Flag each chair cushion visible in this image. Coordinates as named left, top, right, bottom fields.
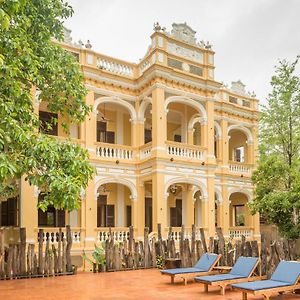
left=161, top=267, right=204, bottom=275
left=230, top=257, right=258, bottom=277
left=271, top=261, right=300, bottom=284
left=195, top=273, right=243, bottom=283
left=194, top=253, right=219, bottom=271
left=232, top=279, right=291, bottom=291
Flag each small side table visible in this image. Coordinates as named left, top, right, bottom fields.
left=164, top=258, right=181, bottom=269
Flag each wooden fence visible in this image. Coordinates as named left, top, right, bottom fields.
left=103, top=224, right=297, bottom=276
left=0, top=226, right=73, bottom=279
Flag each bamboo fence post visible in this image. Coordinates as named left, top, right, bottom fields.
left=58, top=228, right=62, bottom=273
left=144, top=227, right=150, bottom=268
left=20, top=228, right=26, bottom=275
left=200, top=228, right=207, bottom=252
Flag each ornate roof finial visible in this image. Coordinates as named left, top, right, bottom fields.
left=153, top=22, right=162, bottom=32
left=85, top=40, right=92, bottom=49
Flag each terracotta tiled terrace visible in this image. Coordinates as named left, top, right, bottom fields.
left=0, top=269, right=299, bottom=300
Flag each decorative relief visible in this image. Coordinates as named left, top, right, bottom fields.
left=167, top=42, right=203, bottom=63
left=171, top=23, right=196, bottom=44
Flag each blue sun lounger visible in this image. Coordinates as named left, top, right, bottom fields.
left=194, top=256, right=260, bottom=295
left=232, top=260, right=300, bottom=300
left=160, top=253, right=221, bottom=285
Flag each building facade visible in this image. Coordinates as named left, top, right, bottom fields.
left=2, top=23, right=260, bottom=252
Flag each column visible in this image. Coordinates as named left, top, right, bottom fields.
left=133, top=180, right=145, bottom=238
left=85, top=90, right=96, bottom=157
left=84, top=180, right=97, bottom=249
left=182, top=185, right=194, bottom=227
left=220, top=184, right=230, bottom=238
left=205, top=175, right=216, bottom=237
left=187, top=129, right=194, bottom=145
left=152, top=171, right=167, bottom=232
left=116, top=185, right=125, bottom=227
left=116, top=111, right=124, bottom=145
left=220, top=119, right=229, bottom=165
left=205, top=100, right=215, bottom=164
left=20, top=177, right=38, bottom=243
left=151, top=87, right=166, bottom=156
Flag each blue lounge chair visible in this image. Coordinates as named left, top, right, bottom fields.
left=160, top=253, right=221, bottom=285
left=194, top=256, right=260, bottom=295
left=232, top=260, right=300, bottom=300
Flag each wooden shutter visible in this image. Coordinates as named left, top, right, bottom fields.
left=144, top=129, right=152, bottom=144
left=176, top=199, right=182, bottom=227
left=106, top=205, right=115, bottom=227
left=126, top=206, right=132, bottom=227
left=106, top=131, right=115, bottom=144
left=57, top=210, right=65, bottom=227
left=97, top=121, right=107, bottom=142
left=235, top=148, right=241, bottom=162
left=170, top=207, right=177, bottom=227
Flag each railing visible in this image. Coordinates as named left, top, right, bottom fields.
left=228, top=161, right=252, bottom=174
left=166, top=141, right=205, bottom=160
left=96, top=54, right=134, bottom=77
left=164, top=227, right=207, bottom=241
left=96, top=227, right=130, bottom=242
left=36, top=227, right=82, bottom=244
left=95, top=142, right=135, bottom=160
left=140, top=142, right=152, bottom=159
left=229, top=227, right=253, bottom=239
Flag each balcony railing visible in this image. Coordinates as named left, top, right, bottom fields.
left=229, top=227, right=253, bottom=239
left=166, top=141, right=205, bottom=160
left=95, top=142, right=135, bottom=160
left=96, top=53, right=135, bottom=78
left=164, top=226, right=208, bottom=241
left=96, top=227, right=130, bottom=242
left=35, top=227, right=82, bottom=244
left=228, top=161, right=252, bottom=175
left=140, top=142, right=152, bottom=159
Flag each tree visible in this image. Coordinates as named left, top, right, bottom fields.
left=0, top=0, right=94, bottom=211
left=250, top=57, right=300, bottom=240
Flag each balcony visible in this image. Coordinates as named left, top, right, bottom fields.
left=95, top=142, right=136, bottom=161
left=228, top=161, right=253, bottom=176
left=139, top=142, right=152, bottom=160
left=166, top=141, right=206, bottom=161
left=95, top=227, right=130, bottom=242
left=35, top=227, right=83, bottom=247
left=229, top=226, right=254, bottom=239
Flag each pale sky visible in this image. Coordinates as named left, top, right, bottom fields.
left=64, top=0, right=300, bottom=104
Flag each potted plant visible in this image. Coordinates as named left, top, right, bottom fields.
left=82, top=243, right=106, bottom=273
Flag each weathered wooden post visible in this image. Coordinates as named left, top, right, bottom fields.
left=200, top=228, right=208, bottom=252
left=0, top=229, right=4, bottom=278
left=20, top=228, right=26, bottom=275
left=66, top=225, right=72, bottom=272
left=144, top=227, right=150, bottom=268
left=58, top=228, right=62, bottom=273
left=38, top=229, right=44, bottom=275
left=216, top=227, right=225, bottom=265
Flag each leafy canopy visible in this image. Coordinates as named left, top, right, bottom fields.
left=0, top=0, right=94, bottom=210
left=250, top=57, right=300, bottom=240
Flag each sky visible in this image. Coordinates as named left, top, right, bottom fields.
left=64, top=0, right=300, bottom=104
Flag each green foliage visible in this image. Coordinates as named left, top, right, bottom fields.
left=250, top=57, right=300, bottom=240
left=0, top=0, right=94, bottom=210
left=156, top=255, right=164, bottom=269
left=82, top=243, right=106, bottom=266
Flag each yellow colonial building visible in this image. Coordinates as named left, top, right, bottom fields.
left=2, top=23, right=260, bottom=253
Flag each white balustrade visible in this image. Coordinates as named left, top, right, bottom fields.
left=139, top=59, right=151, bottom=74
left=37, top=228, right=81, bottom=244
left=229, top=228, right=253, bottom=239
left=97, top=57, right=134, bottom=77
left=229, top=163, right=251, bottom=174
left=165, top=227, right=203, bottom=242
left=96, top=144, right=134, bottom=160
left=166, top=142, right=204, bottom=160
left=97, top=228, right=130, bottom=242
left=140, top=144, right=152, bottom=159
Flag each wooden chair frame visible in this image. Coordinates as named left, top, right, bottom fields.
left=233, top=277, right=300, bottom=300
left=162, top=254, right=222, bottom=285
left=197, top=259, right=262, bottom=295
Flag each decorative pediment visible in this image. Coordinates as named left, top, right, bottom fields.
left=231, top=80, right=246, bottom=94
left=171, top=23, right=196, bottom=44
